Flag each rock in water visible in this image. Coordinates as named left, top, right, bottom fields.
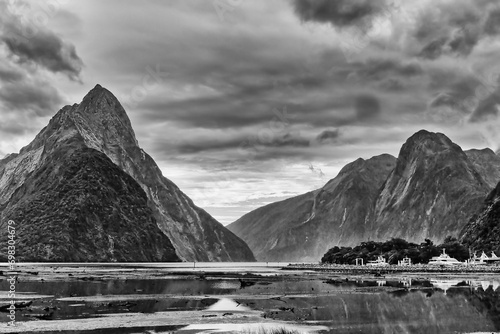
left=0, top=84, right=255, bottom=262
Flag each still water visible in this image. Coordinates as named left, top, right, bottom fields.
left=0, top=263, right=499, bottom=333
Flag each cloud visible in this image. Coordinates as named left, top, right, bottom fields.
left=484, top=8, right=500, bottom=35
left=316, top=129, right=340, bottom=144
left=0, top=62, right=24, bottom=82
left=3, top=32, right=83, bottom=81
left=409, top=0, right=500, bottom=59
left=0, top=1, right=84, bottom=81
left=0, top=80, right=64, bottom=116
left=354, top=94, right=381, bottom=120
left=174, top=130, right=310, bottom=155
left=292, top=0, right=390, bottom=28
left=469, top=89, right=500, bottom=122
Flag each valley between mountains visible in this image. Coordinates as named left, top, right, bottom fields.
left=1, top=85, right=500, bottom=262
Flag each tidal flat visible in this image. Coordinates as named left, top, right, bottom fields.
left=0, top=263, right=499, bottom=334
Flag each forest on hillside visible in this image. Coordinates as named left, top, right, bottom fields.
left=321, top=237, right=470, bottom=265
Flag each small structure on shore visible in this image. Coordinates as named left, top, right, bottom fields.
left=367, top=256, right=389, bottom=266
left=467, top=251, right=500, bottom=265
left=398, top=257, right=412, bottom=266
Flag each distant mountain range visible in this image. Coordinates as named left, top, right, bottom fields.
left=2, top=85, right=500, bottom=263
left=228, top=130, right=500, bottom=262
left=0, top=85, right=255, bottom=262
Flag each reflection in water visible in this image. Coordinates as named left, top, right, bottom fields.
left=1, top=276, right=500, bottom=333
left=207, top=298, right=250, bottom=312
left=179, top=323, right=328, bottom=333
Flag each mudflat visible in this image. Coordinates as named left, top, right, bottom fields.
left=0, top=263, right=499, bottom=334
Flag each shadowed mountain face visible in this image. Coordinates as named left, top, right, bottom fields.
left=2, top=147, right=179, bottom=262
left=0, top=85, right=255, bottom=262
left=461, top=181, right=500, bottom=254
left=373, top=130, right=489, bottom=244
left=465, top=148, right=500, bottom=189
left=229, top=130, right=497, bottom=262
left=227, top=154, right=396, bottom=261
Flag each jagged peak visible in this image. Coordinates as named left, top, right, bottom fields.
left=80, top=84, right=121, bottom=108
left=391, top=129, right=470, bottom=178
left=407, top=129, right=448, bottom=142
left=400, top=130, right=459, bottom=156
left=71, top=85, right=138, bottom=146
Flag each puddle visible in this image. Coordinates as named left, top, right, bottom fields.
left=207, top=298, right=250, bottom=312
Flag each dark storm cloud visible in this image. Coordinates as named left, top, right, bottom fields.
left=354, top=94, right=380, bottom=120
left=140, top=70, right=342, bottom=129
left=316, top=129, right=340, bottom=144
left=0, top=81, right=64, bottom=116
left=349, top=58, right=423, bottom=91
left=0, top=1, right=81, bottom=127
left=0, top=2, right=84, bottom=81
left=0, top=64, right=24, bottom=83
left=469, top=89, right=500, bottom=122
left=0, top=118, right=33, bottom=135
left=419, top=38, right=448, bottom=60
left=412, top=1, right=500, bottom=59
left=292, top=0, right=389, bottom=28
left=428, top=78, right=479, bottom=110
left=419, top=26, right=481, bottom=59
left=357, top=59, right=423, bottom=79
left=484, top=9, right=500, bottom=35
left=175, top=131, right=310, bottom=155
left=2, top=29, right=83, bottom=81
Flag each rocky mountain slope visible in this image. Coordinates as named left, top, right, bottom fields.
left=465, top=148, right=500, bottom=189
left=460, top=181, right=500, bottom=254
left=372, top=130, right=489, bottom=243
left=2, top=146, right=179, bottom=262
left=227, top=154, right=396, bottom=261
left=0, top=85, right=255, bottom=262
left=229, top=130, right=497, bottom=262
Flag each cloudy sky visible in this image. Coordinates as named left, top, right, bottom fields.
left=1, top=0, right=500, bottom=224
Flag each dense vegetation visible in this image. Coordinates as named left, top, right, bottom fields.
left=321, top=237, right=470, bottom=265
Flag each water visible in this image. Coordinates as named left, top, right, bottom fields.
left=0, top=263, right=499, bottom=333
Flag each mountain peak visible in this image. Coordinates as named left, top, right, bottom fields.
left=408, top=129, right=447, bottom=142
left=399, top=130, right=459, bottom=160
left=70, top=85, right=139, bottom=151
left=81, top=84, right=120, bottom=108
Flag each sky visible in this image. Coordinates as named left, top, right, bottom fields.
left=1, top=0, right=500, bottom=224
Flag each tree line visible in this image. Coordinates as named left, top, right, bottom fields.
left=321, top=237, right=470, bottom=265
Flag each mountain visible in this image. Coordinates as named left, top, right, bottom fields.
left=373, top=130, right=490, bottom=243
left=0, top=85, right=255, bottom=262
left=460, top=181, right=500, bottom=254
left=229, top=130, right=498, bottom=262
left=227, top=154, right=396, bottom=261
left=465, top=148, right=500, bottom=189
left=2, top=146, right=179, bottom=261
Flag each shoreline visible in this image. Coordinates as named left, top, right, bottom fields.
left=285, top=263, right=500, bottom=273
left=0, top=265, right=499, bottom=333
